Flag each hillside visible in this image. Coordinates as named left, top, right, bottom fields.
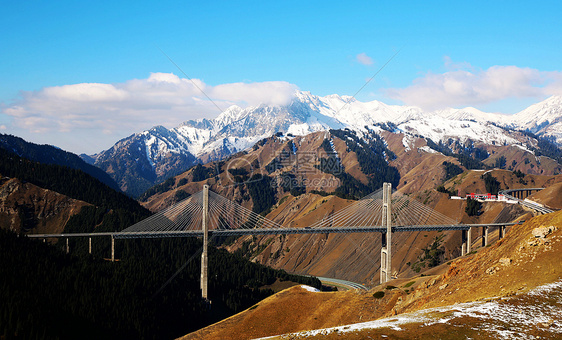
left=0, top=177, right=89, bottom=234
left=0, top=134, right=120, bottom=191
left=180, top=209, right=562, bottom=340
left=138, top=128, right=561, bottom=286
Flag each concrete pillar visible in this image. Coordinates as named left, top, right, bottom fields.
left=461, top=227, right=472, bottom=256
left=111, top=236, right=115, bottom=262
left=66, top=238, right=69, bottom=254
left=201, top=185, right=210, bottom=301
left=498, top=225, right=505, bottom=239
left=461, top=230, right=466, bottom=256
left=380, top=182, right=392, bottom=284
left=380, top=232, right=387, bottom=283
left=89, top=237, right=92, bottom=254
left=466, top=228, right=472, bottom=254
left=482, top=226, right=489, bottom=247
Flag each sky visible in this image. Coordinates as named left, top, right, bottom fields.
left=1, top=1, right=562, bottom=154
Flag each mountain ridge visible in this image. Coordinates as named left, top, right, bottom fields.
left=85, top=92, right=562, bottom=196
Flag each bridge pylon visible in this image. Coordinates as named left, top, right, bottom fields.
left=380, top=182, right=392, bottom=284
left=201, top=185, right=210, bottom=302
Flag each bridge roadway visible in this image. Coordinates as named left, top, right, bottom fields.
left=27, top=222, right=521, bottom=240
left=499, top=188, right=554, bottom=215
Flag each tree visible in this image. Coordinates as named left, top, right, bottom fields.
left=465, top=197, right=482, bottom=216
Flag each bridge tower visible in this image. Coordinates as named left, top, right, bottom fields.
left=380, top=182, right=392, bottom=284
left=201, top=185, right=210, bottom=302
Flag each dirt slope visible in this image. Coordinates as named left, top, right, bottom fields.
left=180, top=210, right=562, bottom=340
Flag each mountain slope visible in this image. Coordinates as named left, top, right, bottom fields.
left=0, top=134, right=120, bottom=191
left=0, top=138, right=151, bottom=238
left=89, top=93, right=562, bottom=197
left=181, top=209, right=562, bottom=340
left=0, top=177, right=90, bottom=234
left=138, top=127, right=562, bottom=287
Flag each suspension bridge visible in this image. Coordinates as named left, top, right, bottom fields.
left=28, top=183, right=525, bottom=300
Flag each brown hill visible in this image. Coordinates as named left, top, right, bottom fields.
left=530, top=181, right=562, bottom=209
left=180, top=210, right=562, bottom=340
left=0, top=177, right=89, bottom=234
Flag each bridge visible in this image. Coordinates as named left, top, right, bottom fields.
left=28, top=183, right=526, bottom=300
left=499, top=188, right=554, bottom=215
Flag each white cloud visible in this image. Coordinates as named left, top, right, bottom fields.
left=211, top=81, right=298, bottom=107
left=385, top=59, right=562, bottom=110
left=356, top=53, right=373, bottom=66
left=1, top=73, right=299, bottom=153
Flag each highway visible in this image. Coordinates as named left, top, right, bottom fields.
left=499, top=189, right=554, bottom=215
left=315, top=276, right=369, bottom=291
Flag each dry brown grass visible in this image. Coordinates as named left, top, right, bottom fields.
left=180, top=210, right=562, bottom=340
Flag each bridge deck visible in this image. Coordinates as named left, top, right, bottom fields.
left=26, top=222, right=521, bottom=239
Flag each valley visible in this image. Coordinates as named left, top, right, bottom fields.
left=1, top=94, right=562, bottom=339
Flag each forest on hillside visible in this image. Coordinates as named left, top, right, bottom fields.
left=0, top=229, right=321, bottom=340
left=0, top=147, right=321, bottom=339
left=0, top=134, right=120, bottom=191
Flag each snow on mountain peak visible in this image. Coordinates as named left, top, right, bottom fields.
left=512, top=95, right=562, bottom=131
left=102, top=91, right=562, bottom=177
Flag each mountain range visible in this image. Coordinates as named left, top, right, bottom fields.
left=83, top=92, right=562, bottom=197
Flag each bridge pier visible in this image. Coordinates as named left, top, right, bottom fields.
left=201, top=185, right=210, bottom=302
left=461, top=227, right=472, bottom=256
left=89, top=237, right=92, bottom=254
left=498, top=225, right=505, bottom=239
left=66, top=238, right=69, bottom=254
left=481, top=226, right=489, bottom=247
left=111, top=236, right=115, bottom=262
left=380, top=183, right=392, bottom=284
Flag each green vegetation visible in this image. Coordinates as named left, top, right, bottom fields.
left=246, top=174, right=277, bottom=214
left=513, top=169, right=528, bottom=184
left=385, top=285, right=397, bottom=290
left=0, top=227, right=321, bottom=340
left=174, top=189, right=191, bottom=202
left=436, top=185, right=456, bottom=197
left=465, top=197, right=482, bottom=216
left=316, top=129, right=400, bottom=199
left=0, top=147, right=148, bottom=219
left=426, top=139, right=488, bottom=170
left=372, top=291, right=385, bottom=299
left=139, top=177, right=176, bottom=201
left=482, top=173, right=501, bottom=196
left=513, top=169, right=525, bottom=178
left=409, top=235, right=446, bottom=273
left=495, top=155, right=507, bottom=169
left=0, top=133, right=119, bottom=191
left=403, top=281, right=416, bottom=288
left=192, top=164, right=214, bottom=182
left=442, top=161, right=463, bottom=181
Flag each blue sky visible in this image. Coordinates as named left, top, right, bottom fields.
left=1, top=1, right=562, bottom=153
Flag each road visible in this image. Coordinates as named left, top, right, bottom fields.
left=316, top=276, right=369, bottom=291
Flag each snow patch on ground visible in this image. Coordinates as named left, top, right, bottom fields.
left=418, top=146, right=439, bottom=154
left=259, top=281, right=562, bottom=340
left=300, top=285, right=320, bottom=293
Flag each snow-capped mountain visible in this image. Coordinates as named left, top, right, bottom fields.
left=88, top=92, right=562, bottom=197
left=509, top=95, right=562, bottom=142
